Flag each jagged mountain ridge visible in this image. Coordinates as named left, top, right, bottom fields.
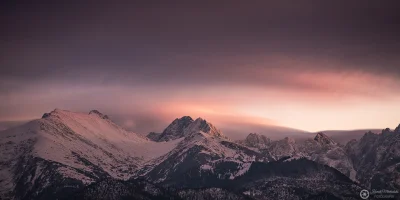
left=139, top=128, right=268, bottom=185
left=0, top=110, right=264, bottom=199
left=154, top=116, right=194, bottom=142
left=320, top=129, right=381, bottom=144
left=346, top=125, right=400, bottom=190
left=314, top=132, right=336, bottom=145
left=236, top=133, right=271, bottom=149
left=140, top=118, right=252, bottom=184
left=237, top=132, right=356, bottom=180
left=0, top=109, right=398, bottom=200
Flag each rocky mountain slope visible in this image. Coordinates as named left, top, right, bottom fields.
left=320, top=129, right=381, bottom=144
left=237, top=133, right=271, bottom=149
left=72, top=158, right=362, bottom=200
left=238, top=132, right=356, bottom=180
left=0, top=109, right=398, bottom=199
left=147, top=116, right=224, bottom=142
left=0, top=109, right=181, bottom=199
left=346, top=125, right=400, bottom=190
left=140, top=118, right=267, bottom=186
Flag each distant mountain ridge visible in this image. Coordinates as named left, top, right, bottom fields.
left=236, top=132, right=356, bottom=179
left=320, top=129, right=382, bottom=144
left=0, top=109, right=398, bottom=200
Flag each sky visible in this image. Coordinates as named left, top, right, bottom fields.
left=1, top=1, right=400, bottom=136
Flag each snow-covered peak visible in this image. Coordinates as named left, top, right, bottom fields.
left=156, top=116, right=224, bottom=141
left=0, top=109, right=183, bottom=186
left=41, top=109, right=111, bottom=121
left=314, top=132, right=336, bottom=145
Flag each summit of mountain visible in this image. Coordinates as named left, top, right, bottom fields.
left=148, top=116, right=225, bottom=142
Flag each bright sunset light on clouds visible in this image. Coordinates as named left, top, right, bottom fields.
left=1, top=1, right=399, bottom=137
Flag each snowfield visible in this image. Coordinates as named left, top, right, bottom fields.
left=1, top=109, right=399, bottom=200
left=0, top=109, right=181, bottom=197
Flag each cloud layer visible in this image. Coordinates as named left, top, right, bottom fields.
left=1, top=1, right=400, bottom=134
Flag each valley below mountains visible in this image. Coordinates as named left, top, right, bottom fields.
left=0, top=109, right=399, bottom=200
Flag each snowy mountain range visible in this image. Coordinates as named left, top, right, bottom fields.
left=0, top=109, right=398, bottom=200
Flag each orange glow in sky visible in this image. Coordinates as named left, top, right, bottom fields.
left=1, top=59, right=400, bottom=133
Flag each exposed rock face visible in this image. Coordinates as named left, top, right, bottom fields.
left=239, top=132, right=356, bottom=180
left=346, top=129, right=400, bottom=189
left=395, top=124, right=400, bottom=133
left=88, top=110, right=109, bottom=119
left=314, top=132, right=336, bottom=145
left=185, top=118, right=224, bottom=138
left=304, top=141, right=356, bottom=179
left=146, top=132, right=162, bottom=141
left=267, top=137, right=297, bottom=160
left=154, top=116, right=224, bottom=142
left=156, top=116, right=194, bottom=141
left=240, top=133, right=271, bottom=149
left=41, top=113, right=51, bottom=118
left=139, top=130, right=265, bottom=186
